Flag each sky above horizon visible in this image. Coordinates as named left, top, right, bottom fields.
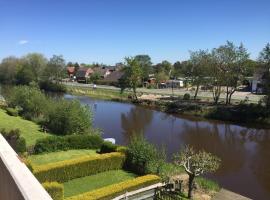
left=0, top=0, right=270, bottom=65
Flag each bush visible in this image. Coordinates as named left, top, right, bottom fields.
left=183, top=93, right=191, bottom=100
left=6, top=86, right=48, bottom=119
left=33, top=152, right=126, bottom=183
left=6, top=107, right=19, bottom=116
left=33, top=134, right=103, bottom=154
left=42, top=182, right=64, bottom=200
left=65, top=175, right=161, bottom=200
left=196, top=177, right=220, bottom=192
left=99, top=141, right=117, bottom=154
left=126, top=135, right=165, bottom=175
left=45, top=99, right=93, bottom=135
left=39, top=80, right=67, bottom=93
left=1, top=128, right=26, bottom=153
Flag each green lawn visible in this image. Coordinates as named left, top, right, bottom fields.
left=29, top=149, right=98, bottom=166
left=0, top=109, right=50, bottom=147
left=63, top=170, right=137, bottom=198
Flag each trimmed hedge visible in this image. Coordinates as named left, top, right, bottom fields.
left=42, top=182, right=64, bottom=200
left=34, top=152, right=125, bottom=183
left=99, top=141, right=117, bottom=154
left=33, top=134, right=103, bottom=154
left=65, top=175, right=161, bottom=200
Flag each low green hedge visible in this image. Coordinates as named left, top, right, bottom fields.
left=65, top=174, right=161, bottom=200
left=42, top=182, right=64, bottom=200
left=99, top=141, right=117, bottom=154
left=33, top=134, right=103, bottom=154
left=33, top=152, right=126, bottom=183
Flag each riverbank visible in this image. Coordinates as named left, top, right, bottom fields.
left=67, top=86, right=270, bottom=129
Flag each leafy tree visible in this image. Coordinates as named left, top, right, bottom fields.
left=188, top=50, right=211, bottom=99
left=126, top=135, right=165, bottom=175
left=121, top=57, right=143, bottom=100
left=172, top=61, right=184, bottom=78
left=211, top=41, right=249, bottom=104
left=90, top=72, right=101, bottom=83
left=22, top=53, right=47, bottom=81
left=74, top=62, right=80, bottom=72
left=6, top=85, right=48, bottom=119
left=16, top=65, right=35, bottom=85
left=174, top=146, right=221, bottom=199
left=0, top=56, right=21, bottom=84
left=155, top=70, right=169, bottom=88
left=243, top=59, right=258, bottom=77
left=43, top=55, right=66, bottom=82
left=258, top=43, right=270, bottom=107
left=134, top=55, right=152, bottom=81
left=45, top=99, right=93, bottom=135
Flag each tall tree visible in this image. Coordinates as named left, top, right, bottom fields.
left=0, top=56, right=21, bottom=84
left=174, top=146, right=221, bottom=199
left=188, top=50, right=211, bottom=99
left=121, top=57, right=143, bottom=100
left=258, top=43, right=270, bottom=107
left=134, top=55, right=152, bottom=82
left=43, top=55, right=66, bottom=82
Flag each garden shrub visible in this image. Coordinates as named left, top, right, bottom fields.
left=33, top=152, right=126, bottom=183
left=183, top=93, right=191, bottom=100
left=1, top=128, right=26, bottom=153
left=196, top=177, right=220, bottom=192
left=33, top=134, right=103, bottom=154
left=6, top=86, right=48, bottom=119
left=126, top=135, right=165, bottom=175
left=5, top=107, right=19, bottom=116
left=65, top=175, right=161, bottom=200
left=99, top=141, right=117, bottom=154
left=116, top=146, right=128, bottom=153
left=42, top=182, right=64, bottom=200
left=45, top=99, right=93, bottom=135
left=39, top=80, right=67, bottom=93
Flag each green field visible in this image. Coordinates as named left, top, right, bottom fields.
left=29, top=149, right=98, bottom=166
left=63, top=170, right=137, bottom=198
left=0, top=109, right=50, bottom=147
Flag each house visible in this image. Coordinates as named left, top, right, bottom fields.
left=101, top=71, right=125, bottom=86
left=92, top=67, right=111, bottom=78
left=76, top=67, right=94, bottom=83
left=67, top=67, right=75, bottom=78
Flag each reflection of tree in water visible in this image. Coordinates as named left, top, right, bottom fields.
left=121, top=106, right=153, bottom=143
left=180, top=121, right=246, bottom=175
left=249, top=130, right=270, bottom=195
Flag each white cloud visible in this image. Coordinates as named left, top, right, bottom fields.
left=18, top=40, right=29, bottom=45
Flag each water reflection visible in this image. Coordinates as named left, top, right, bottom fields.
left=121, top=106, right=153, bottom=142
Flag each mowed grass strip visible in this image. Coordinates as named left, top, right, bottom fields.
left=29, top=149, right=98, bottom=166
left=0, top=109, right=50, bottom=147
left=63, top=170, right=137, bottom=198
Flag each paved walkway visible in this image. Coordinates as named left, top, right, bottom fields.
left=213, top=189, right=252, bottom=200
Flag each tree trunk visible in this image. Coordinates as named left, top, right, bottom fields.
left=228, top=89, right=235, bottom=104
left=188, top=174, right=195, bottom=199
left=194, top=85, right=199, bottom=100
left=226, top=86, right=229, bottom=105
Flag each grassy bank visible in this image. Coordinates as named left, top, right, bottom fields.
left=63, top=170, right=137, bottom=198
left=0, top=109, right=50, bottom=147
left=29, top=149, right=97, bottom=166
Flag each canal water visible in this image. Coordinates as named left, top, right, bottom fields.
left=65, top=94, right=270, bottom=200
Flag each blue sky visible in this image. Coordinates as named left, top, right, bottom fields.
left=0, top=0, right=269, bottom=64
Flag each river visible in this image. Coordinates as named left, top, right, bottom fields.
left=65, top=94, right=270, bottom=200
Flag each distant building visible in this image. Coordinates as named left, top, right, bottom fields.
left=92, top=67, right=111, bottom=78
left=251, top=67, right=269, bottom=93
left=102, top=71, right=125, bottom=86
left=76, top=67, right=94, bottom=83
left=67, top=67, right=75, bottom=78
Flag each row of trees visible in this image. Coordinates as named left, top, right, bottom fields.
left=121, top=42, right=270, bottom=105
left=0, top=53, right=66, bottom=86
